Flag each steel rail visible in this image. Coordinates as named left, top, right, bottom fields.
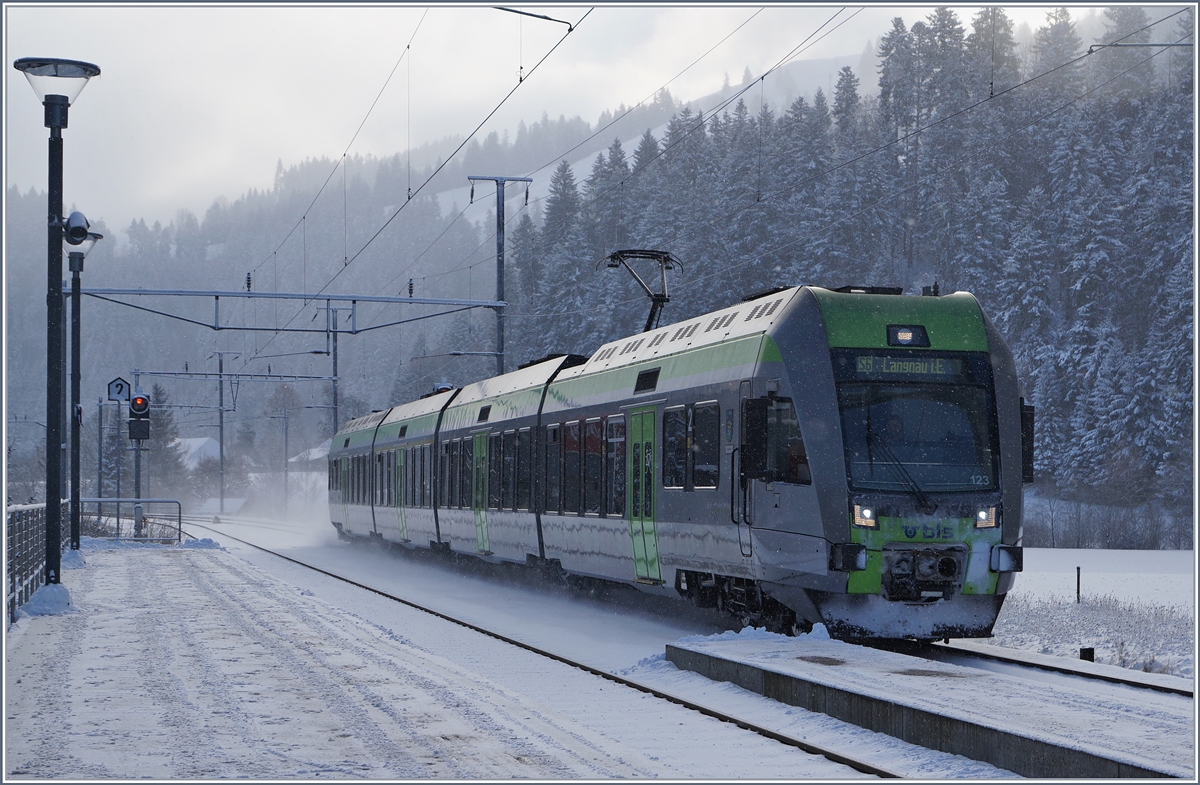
left=187, top=515, right=1191, bottom=699
left=179, top=517, right=900, bottom=778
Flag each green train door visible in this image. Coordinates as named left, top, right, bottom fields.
left=628, top=408, right=661, bottom=582
left=472, top=433, right=491, bottom=553
left=395, top=449, right=408, bottom=541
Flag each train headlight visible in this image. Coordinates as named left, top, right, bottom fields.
left=853, top=504, right=877, bottom=528
left=974, top=507, right=998, bottom=528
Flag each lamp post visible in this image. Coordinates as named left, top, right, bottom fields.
left=13, top=56, right=101, bottom=585
left=68, top=230, right=103, bottom=550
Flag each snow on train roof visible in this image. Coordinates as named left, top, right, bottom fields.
left=379, top=387, right=456, bottom=426
left=447, top=354, right=570, bottom=407
left=561, top=287, right=802, bottom=380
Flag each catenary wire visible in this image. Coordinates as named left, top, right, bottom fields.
left=242, top=8, right=592, bottom=368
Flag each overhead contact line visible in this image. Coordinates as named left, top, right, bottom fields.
left=246, top=8, right=592, bottom=366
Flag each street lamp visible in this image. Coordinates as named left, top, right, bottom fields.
left=68, top=229, right=103, bottom=550
left=13, top=56, right=101, bottom=585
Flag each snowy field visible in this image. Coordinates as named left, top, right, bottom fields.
left=990, top=548, right=1194, bottom=679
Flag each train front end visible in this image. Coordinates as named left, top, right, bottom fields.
left=762, top=287, right=1030, bottom=640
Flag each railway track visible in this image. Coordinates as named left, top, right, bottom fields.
left=179, top=514, right=1190, bottom=699
left=179, top=517, right=900, bottom=778
left=177, top=515, right=1189, bottom=778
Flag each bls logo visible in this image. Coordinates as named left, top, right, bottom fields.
left=903, top=523, right=955, bottom=539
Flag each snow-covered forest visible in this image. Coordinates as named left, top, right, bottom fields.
left=5, top=7, right=1193, bottom=546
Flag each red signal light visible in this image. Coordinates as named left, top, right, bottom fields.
left=129, top=395, right=150, bottom=417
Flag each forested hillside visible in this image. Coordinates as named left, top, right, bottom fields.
left=6, top=7, right=1192, bottom=545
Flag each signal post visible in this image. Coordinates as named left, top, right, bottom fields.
left=128, top=391, right=150, bottom=536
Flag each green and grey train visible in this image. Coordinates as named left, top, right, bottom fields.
left=328, top=285, right=1032, bottom=640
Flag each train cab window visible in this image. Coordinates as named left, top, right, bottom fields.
left=663, top=407, right=688, bottom=489
left=563, top=421, right=582, bottom=514
left=583, top=419, right=603, bottom=515
left=545, top=425, right=561, bottom=513
left=460, top=438, right=473, bottom=508
left=487, top=434, right=501, bottom=509
left=606, top=417, right=626, bottom=517
left=693, top=402, right=721, bottom=488
left=502, top=431, right=517, bottom=510
left=517, top=429, right=532, bottom=510
left=766, top=398, right=811, bottom=485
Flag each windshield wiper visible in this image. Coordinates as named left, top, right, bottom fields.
left=867, top=431, right=938, bottom=515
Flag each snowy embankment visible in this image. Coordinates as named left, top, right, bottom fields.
left=989, top=548, right=1194, bottom=679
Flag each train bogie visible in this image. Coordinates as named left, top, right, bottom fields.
left=328, top=285, right=1030, bottom=640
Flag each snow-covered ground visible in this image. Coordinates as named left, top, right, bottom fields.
left=991, top=548, right=1194, bottom=679
left=5, top=508, right=1194, bottom=779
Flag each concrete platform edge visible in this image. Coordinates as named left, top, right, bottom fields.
left=665, top=643, right=1182, bottom=779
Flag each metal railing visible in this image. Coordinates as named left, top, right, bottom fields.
left=6, top=500, right=70, bottom=625
left=7, top=498, right=182, bottom=624
left=79, top=499, right=183, bottom=543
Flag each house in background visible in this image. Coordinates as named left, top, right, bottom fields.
left=172, top=437, right=220, bottom=471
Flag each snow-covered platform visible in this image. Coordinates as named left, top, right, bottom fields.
left=666, top=632, right=1194, bottom=779
left=5, top=540, right=869, bottom=780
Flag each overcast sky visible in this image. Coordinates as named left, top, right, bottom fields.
left=4, top=4, right=1134, bottom=236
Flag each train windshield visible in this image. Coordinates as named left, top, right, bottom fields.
left=833, top=350, right=999, bottom=493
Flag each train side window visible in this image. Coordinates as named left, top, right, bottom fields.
left=460, top=438, right=473, bottom=508
left=692, top=402, right=721, bottom=488
left=387, top=451, right=394, bottom=505
left=517, top=429, right=532, bottom=510
left=379, top=453, right=387, bottom=506
left=400, top=448, right=410, bottom=511
left=583, top=418, right=603, bottom=515
left=631, top=442, right=641, bottom=518
left=663, top=406, right=687, bottom=489
left=488, top=433, right=502, bottom=510
left=417, top=446, right=427, bottom=506
left=502, top=430, right=516, bottom=510
left=447, top=441, right=458, bottom=508
left=606, top=417, right=626, bottom=517
left=425, top=444, right=434, bottom=507
left=563, top=421, right=581, bottom=514
left=438, top=443, right=449, bottom=507
left=544, top=425, right=561, bottom=513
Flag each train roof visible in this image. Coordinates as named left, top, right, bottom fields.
left=379, top=388, right=457, bottom=428
left=447, top=354, right=572, bottom=407
left=558, top=287, right=802, bottom=382
left=440, top=354, right=577, bottom=433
